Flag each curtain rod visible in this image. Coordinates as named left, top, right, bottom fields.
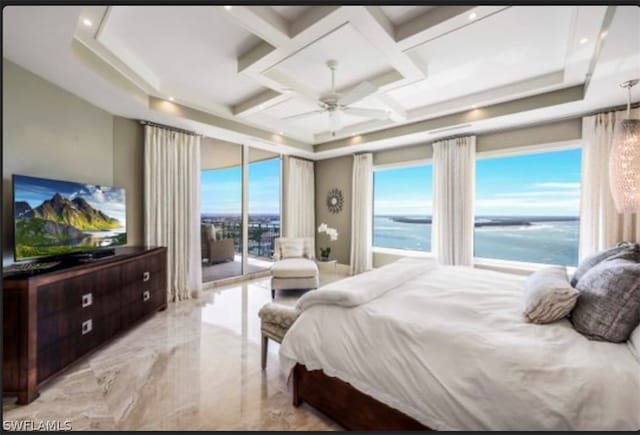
left=138, top=120, right=203, bottom=137
left=579, top=100, right=640, bottom=118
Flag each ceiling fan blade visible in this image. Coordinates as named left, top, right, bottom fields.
left=338, top=81, right=377, bottom=106
left=281, top=110, right=325, bottom=121
left=343, top=107, right=389, bottom=120
left=329, top=110, right=343, bottom=132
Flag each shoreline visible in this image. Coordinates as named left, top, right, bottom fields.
left=388, top=216, right=578, bottom=227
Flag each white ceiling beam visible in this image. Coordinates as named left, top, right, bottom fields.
left=263, top=69, right=322, bottom=103
left=223, top=6, right=291, bottom=48
left=237, top=41, right=276, bottom=73
left=396, top=6, right=508, bottom=52
left=346, top=6, right=425, bottom=82
left=232, top=89, right=284, bottom=117
left=289, top=5, right=342, bottom=37
left=376, top=94, right=408, bottom=122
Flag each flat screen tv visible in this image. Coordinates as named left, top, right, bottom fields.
left=13, top=174, right=127, bottom=261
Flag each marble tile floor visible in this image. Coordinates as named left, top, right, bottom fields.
left=2, top=272, right=347, bottom=431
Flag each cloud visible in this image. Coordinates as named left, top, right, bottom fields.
left=533, top=182, right=580, bottom=189
left=74, top=185, right=126, bottom=223
left=495, top=190, right=580, bottom=198
left=475, top=197, right=579, bottom=215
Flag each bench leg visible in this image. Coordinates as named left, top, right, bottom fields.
left=271, top=289, right=275, bottom=299
left=261, top=335, right=268, bottom=370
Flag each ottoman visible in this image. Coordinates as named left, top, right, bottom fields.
left=258, top=303, right=300, bottom=369
left=270, top=258, right=319, bottom=298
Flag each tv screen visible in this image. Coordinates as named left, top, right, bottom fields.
left=13, top=174, right=127, bottom=261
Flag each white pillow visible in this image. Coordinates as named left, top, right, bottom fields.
left=280, top=239, right=304, bottom=259
left=629, top=325, right=640, bottom=361
left=523, top=266, right=579, bottom=324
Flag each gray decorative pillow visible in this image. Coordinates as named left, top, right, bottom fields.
left=523, top=267, right=579, bottom=324
left=570, top=244, right=640, bottom=287
left=571, top=258, right=640, bottom=342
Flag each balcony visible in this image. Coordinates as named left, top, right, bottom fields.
left=201, top=217, right=280, bottom=282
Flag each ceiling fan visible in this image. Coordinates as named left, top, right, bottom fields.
left=282, top=60, right=389, bottom=135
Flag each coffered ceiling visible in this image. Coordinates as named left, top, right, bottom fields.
left=3, top=5, right=639, bottom=159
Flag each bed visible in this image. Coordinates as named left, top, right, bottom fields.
left=279, top=258, right=640, bottom=431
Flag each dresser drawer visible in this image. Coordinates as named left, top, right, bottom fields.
left=121, top=253, right=165, bottom=286
left=121, top=286, right=165, bottom=330
left=37, top=267, right=121, bottom=319
left=37, top=290, right=120, bottom=351
left=121, top=272, right=165, bottom=306
left=37, top=313, right=120, bottom=382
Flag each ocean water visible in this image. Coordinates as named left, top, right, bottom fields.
left=373, top=216, right=579, bottom=266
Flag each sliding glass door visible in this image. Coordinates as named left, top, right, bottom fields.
left=200, top=141, right=280, bottom=283
left=200, top=140, right=244, bottom=282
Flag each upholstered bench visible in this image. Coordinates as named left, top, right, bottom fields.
left=258, top=303, right=300, bottom=369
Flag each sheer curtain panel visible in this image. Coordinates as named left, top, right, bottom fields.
left=432, top=136, right=476, bottom=266
left=144, top=125, right=202, bottom=302
left=283, top=156, right=315, bottom=252
left=350, top=153, right=373, bottom=275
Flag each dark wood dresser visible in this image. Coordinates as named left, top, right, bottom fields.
left=3, top=246, right=167, bottom=404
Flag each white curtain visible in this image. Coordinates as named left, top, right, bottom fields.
left=580, top=108, right=640, bottom=259
left=350, top=153, right=373, bottom=275
left=283, top=156, right=315, bottom=250
left=144, top=125, right=202, bottom=302
left=432, top=136, right=476, bottom=266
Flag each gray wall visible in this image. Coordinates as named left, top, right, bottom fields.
left=318, top=118, right=582, bottom=267
left=2, top=59, right=144, bottom=264
left=374, top=118, right=581, bottom=167
left=315, top=155, right=353, bottom=265
left=113, top=117, right=145, bottom=246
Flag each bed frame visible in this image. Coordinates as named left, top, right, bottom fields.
left=292, top=364, right=429, bottom=430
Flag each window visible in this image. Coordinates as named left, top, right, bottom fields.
left=373, top=164, right=433, bottom=252
left=248, top=156, right=281, bottom=260
left=474, top=147, right=581, bottom=266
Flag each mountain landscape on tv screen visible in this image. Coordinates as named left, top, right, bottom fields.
left=14, top=176, right=126, bottom=260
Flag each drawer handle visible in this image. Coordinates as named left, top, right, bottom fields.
left=143, top=290, right=150, bottom=302
left=143, top=271, right=150, bottom=282
left=82, top=293, right=93, bottom=308
left=82, top=319, right=93, bottom=335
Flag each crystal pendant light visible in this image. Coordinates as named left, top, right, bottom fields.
left=609, top=79, right=640, bottom=213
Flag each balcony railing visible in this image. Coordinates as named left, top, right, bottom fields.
left=201, top=218, right=280, bottom=259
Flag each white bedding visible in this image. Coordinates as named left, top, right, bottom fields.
left=279, top=259, right=640, bottom=430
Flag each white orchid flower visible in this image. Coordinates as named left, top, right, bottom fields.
left=318, top=223, right=328, bottom=233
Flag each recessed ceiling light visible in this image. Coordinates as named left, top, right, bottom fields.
left=168, top=96, right=175, bottom=101
left=468, top=12, right=477, bottom=20
left=279, top=131, right=284, bottom=135
left=471, top=104, right=478, bottom=109
left=224, top=5, right=232, bottom=11
left=579, top=37, right=589, bottom=45
left=600, top=31, right=608, bottom=39
left=82, top=18, right=93, bottom=27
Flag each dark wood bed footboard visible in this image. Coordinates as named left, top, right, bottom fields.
left=293, top=364, right=429, bottom=431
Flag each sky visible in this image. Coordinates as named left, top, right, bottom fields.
left=374, top=148, right=582, bottom=216
left=201, top=157, right=280, bottom=215
left=14, top=174, right=127, bottom=224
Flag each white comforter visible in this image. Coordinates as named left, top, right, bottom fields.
left=279, top=258, right=640, bottom=430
